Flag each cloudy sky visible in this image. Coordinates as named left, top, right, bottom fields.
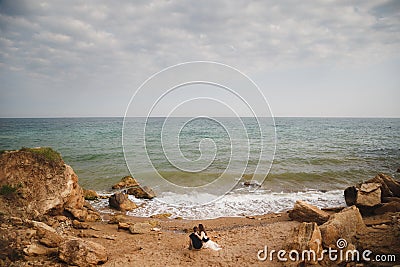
left=0, top=0, right=399, bottom=117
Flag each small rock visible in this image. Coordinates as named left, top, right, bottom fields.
left=85, top=210, right=101, bottom=222
left=112, top=176, right=139, bottom=189
left=118, top=222, right=131, bottom=230
left=25, top=229, right=37, bottom=239
left=78, top=231, right=99, bottom=238
left=32, top=220, right=64, bottom=248
left=83, top=189, right=98, bottom=200
left=127, top=185, right=156, bottom=199
left=109, top=192, right=137, bottom=211
left=65, top=207, right=88, bottom=222
left=150, top=213, right=172, bottom=219
left=288, top=200, right=330, bottom=225
left=372, top=224, right=389, bottom=230
left=58, top=238, right=108, bottom=267
left=147, top=220, right=159, bottom=227
left=129, top=222, right=152, bottom=234
left=103, top=235, right=116, bottom=240
left=54, top=215, right=68, bottom=222
left=31, top=220, right=57, bottom=233
left=72, top=219, right=90, bottom=229
left=108, top=214, right=127, bottom=224
left=24, top=243, right=57, bottom=256
left=243, top=180, right=259, bottom=186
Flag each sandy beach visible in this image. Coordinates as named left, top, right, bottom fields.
left=80, top=212, right=297, bottom=267
left=28, top=209, right=398, bottom=267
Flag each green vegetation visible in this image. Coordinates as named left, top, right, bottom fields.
left=0, top=185, right=17, bottom=196
left=21, top=147, right=62, bottom=163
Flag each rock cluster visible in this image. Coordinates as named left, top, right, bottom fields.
left=288, top=173, right=400, bottom=266
left=108, top=176, right=157, bottom=211
left=344, top=173, right=400, bottom=215
left=0, top=148, right=100, bottom=222
left=112, top=175, right=139, bottom=189
left=0, top=148, right=107, bottom=266
left=111, top=175, right=156, bottom=199
left=288, top=203, right=367, bottom=265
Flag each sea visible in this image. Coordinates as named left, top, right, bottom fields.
left=0, top=117, right=399, bottom=219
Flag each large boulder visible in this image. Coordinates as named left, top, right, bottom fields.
left=344, top=182, right=381, bottom=208
left=374, top=201, right=400, bottom=215
left=366, top=173, right=400, bottom=198
left=344, top=186, right=357, bottom=206
left=31, top=220, right=64, bottom=248
left=319, top=206, right=366, bottom=249
left=58, top=238, right=108, bottom=267
left=287, top=222, right=322, bottom=265
left=112, top=176, right=139, bottom=189
left=127, top=185, right=156, bottom=199
left=0, top=148, right=85, bottom=218
left=356, top=183, right=381, bottom=207
left=288, top=200, right=330, bottom=225
left=109, top=192, right=137, bottom=211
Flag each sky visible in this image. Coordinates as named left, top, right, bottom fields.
left=0, top=0, right=399, bottom=118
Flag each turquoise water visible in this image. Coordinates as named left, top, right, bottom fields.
left=1, top=117, right=399, bottom=218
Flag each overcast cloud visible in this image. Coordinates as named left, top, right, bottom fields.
left=0, top=0, right=399, bottom=117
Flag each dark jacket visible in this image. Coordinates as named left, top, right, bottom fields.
left=189, top=233, right=203, bottom=249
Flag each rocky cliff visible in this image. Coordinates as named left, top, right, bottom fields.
left=0, top=148, right=105, bottom=266
left=0, top=148, right=96, bottom=221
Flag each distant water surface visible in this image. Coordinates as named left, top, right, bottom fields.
left=1, top=117, right=399, bottom=218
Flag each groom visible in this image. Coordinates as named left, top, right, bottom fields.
left=188, top=226, right=202, bottom=250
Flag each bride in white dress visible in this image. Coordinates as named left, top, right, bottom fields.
left=199, top=224, right=222, bottom=251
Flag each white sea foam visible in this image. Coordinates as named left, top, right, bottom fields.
left=93, top=189, right=346, bottom=220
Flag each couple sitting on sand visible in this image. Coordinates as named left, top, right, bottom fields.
left=188, top=224, right=222, bottom=251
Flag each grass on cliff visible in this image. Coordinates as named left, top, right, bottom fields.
left=20, top=147, right=62, bottom=163
left=0, top=184, right=19, bottom=196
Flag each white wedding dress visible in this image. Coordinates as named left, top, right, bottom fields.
left=200, top=231, right=222, bottom=251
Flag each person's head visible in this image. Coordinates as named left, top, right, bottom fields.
left=198, top=224, right=205, bottom=233
left=193, top=226, right=198, bottom=233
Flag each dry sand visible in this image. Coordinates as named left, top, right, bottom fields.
left=64, top=210, right=399, bottom=267
left=72, top=213, right=298, bottom=267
